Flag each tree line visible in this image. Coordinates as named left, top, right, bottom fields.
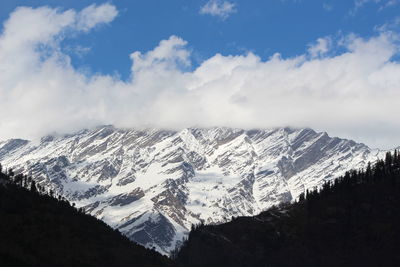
left=175, top=150, right=400, bottom=267
left=0, top=163, right=77, bottom=209
left=0, top=163, right=176, bottom=267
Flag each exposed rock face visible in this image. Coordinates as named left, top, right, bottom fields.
left=0, top=126, right=385, bottom=254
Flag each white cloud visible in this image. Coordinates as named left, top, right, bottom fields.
left=355, top=0, right=381, bottom=8
left=200, top=0, right=236, bottom=20
left=379, top=0, right=400, bottom=9
left=76, top=3, right=118, bottom=32
left=130, top=36, right=190, bottom=73
left=1, top=5, right=400, bottom=149
left=308, top=37, right=332, bottom=58
left=65, top=45, right=91, bottom=58
left=352, top=0, right=400, bottom=13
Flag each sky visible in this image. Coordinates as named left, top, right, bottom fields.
left=0, top=0, right=400, bottom=149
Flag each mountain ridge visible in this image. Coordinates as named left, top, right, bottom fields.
left=0, top=126, right=386, bottom=254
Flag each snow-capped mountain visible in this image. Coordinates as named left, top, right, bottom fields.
left=0, top=126, right=385, bottom=254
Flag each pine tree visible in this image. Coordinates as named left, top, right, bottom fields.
left=14, top=174, right=23, bottom=187
left=30, top=180, right=37, bottom=192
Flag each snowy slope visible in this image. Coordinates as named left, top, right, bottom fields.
left=0, top=126, right=385, bottom=254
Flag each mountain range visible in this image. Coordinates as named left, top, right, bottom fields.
left=0, top=126, right=386, bottom=254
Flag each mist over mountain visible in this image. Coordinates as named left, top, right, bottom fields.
left=1, top=4, right=400, bottom=148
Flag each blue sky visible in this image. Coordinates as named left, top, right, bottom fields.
left=0, top=0, right=400, bottom=148
left=1, top=0, right=399, bottom=80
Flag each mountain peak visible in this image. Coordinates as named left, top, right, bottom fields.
left=0, top=126, right=385, bottom=254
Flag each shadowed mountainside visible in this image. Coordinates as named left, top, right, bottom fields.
left=175, top=151, right=400, bottom=267
left=0, top=168, right=176, bottom=267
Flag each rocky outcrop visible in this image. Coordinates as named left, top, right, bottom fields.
left=0, top=126, right=385, bottom=254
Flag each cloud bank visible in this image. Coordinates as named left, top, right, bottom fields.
left=1, top=4, right=400, bottom=149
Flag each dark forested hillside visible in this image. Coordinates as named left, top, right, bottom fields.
left=0, top=167, right=175, bottom=267
left=175, top=151, right=400, bottom=267
left=3, top=150, right=400, bottom=267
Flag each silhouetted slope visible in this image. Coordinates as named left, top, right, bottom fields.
left=176, top=151, right=400, bottom=267
left=0, top=170, right=175, bottom=267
